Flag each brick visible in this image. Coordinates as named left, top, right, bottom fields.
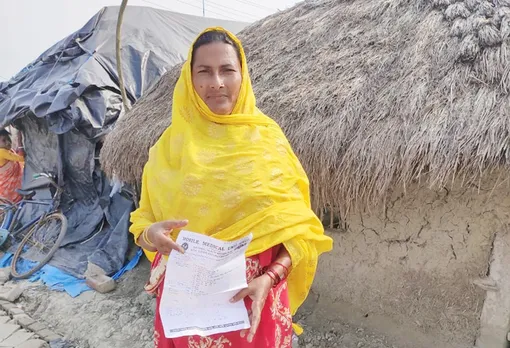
left=85, top=274, right=116, bottom=294
left=35, top=329, right=60, bottom=342
left=8, top=307, right=24, bottom=315
left=84, top=262, right=107, bottom=277
left=0, top=302, right=16, bottom=310
left=13, top=314, right=35, bottom=328
left=0, top=267, right=11, bottom=285
left=0, top=323, right=20, bottom=340
left=27, top=322, right=45, bottom=332
left=0, top=329, right=33, bottom=346
left=16, top=339, right=48, bottom=348
left=0, top=284, right=23, bottom=302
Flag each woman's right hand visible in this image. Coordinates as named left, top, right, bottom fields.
left=16, top=149, right=25, bottom=157
left=145, top=220, right=188, bottom=255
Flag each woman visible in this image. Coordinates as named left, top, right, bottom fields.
left=130, top=28, right=333, bottom=348
left=0, top=129, right=24, bottom=203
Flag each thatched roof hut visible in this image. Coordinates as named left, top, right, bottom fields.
left=100, top=1, right=510, bottom=346
left=101, top=0, right=510, bottom=216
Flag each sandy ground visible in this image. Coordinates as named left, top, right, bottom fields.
left=16, top=258, right=405, bottom=348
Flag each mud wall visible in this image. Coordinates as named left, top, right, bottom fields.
left=311, top=173, right=510, bottom=346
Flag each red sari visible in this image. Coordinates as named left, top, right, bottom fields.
left=0, top=159, right=23, bottom=202
left=148, top=247, right=293, bottom=348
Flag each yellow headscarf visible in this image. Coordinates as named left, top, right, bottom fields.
left=130, top=27, right=333, bottom=334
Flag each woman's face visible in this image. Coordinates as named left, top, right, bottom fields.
left=191, top=42, right=242, bottom=115
left=0, top=136, right=10, bottom=149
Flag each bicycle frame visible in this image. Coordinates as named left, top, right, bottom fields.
left=0, top=172, right=63, bottom=243
left=1, top=199, right=54, bottom=239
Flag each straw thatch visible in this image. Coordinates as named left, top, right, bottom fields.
left=101, top=64, right=181, bottom=190
left=101, top=0, right=510, bottom=214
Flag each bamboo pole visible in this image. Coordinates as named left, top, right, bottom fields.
left=116, top=0, right=130, bottom=113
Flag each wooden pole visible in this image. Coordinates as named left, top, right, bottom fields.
left=116, top=0, right=130, bottom=113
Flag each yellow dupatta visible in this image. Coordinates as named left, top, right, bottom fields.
left=130, top=27, right=333, bottom=334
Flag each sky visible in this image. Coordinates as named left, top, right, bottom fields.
left=0, top=0, right=300, bottom=81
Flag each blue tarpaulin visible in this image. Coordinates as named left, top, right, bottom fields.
left=0, top=248, right=143, bottom=297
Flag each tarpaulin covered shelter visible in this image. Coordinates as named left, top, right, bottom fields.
left=0, top=5, right=247, bottom=277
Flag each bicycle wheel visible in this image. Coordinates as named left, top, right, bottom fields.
left=0, top=198, right=15, bottom=247
left=0, top=198, right=13, bottom=225
left=11, top=212, right=67, bottom=279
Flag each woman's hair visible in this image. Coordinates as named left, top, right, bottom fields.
left=0, top=129, right=11, bottom=142
left=191, top=30, right=242, bottom=67
left=0, top=130, right=12, bottom=149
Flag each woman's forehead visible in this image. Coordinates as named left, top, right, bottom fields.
left=193, top=43, right=240, bottom=67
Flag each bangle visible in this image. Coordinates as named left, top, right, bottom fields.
left=273, top=262, right=289, bottom=277
left=142, top=227, right=155, bottom=247
left=265, top=268, right=281, bottom=287
left=265, top=269, right=277, bottom=287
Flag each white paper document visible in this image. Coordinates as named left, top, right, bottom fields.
left=159, top=230, right=252, bottom=338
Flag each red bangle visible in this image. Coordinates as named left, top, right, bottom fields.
left=266, top=270, right=277, bottom=286
left=273, top=262, right=289, bottom=276
left=265, top=268, right=281, bottom=287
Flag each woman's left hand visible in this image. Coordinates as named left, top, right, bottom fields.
left=230, top=273, right=273, bottom=343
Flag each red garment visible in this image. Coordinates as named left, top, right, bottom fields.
left=0, top=159, right=23, bottom=202
left=151, top=248, right=293, bottom=348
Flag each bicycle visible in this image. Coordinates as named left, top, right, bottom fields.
left=0, top=172, right=68, bottom=279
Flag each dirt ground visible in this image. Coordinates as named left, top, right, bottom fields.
left=16, top=258, right=404, bottom=348
left=19, top=173, right=507, bottom=348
